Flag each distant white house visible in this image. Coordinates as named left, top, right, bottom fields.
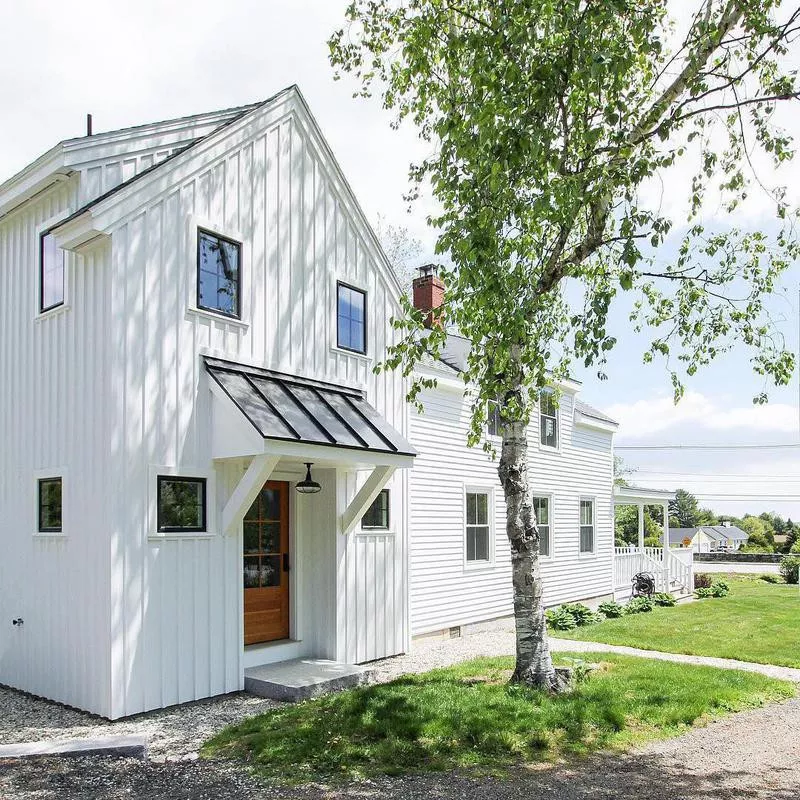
left=669, top=524, right=749, bottom=552
left=1, top=90, right=657, bottom=719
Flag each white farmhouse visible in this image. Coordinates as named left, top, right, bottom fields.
left=0, top=89, right=672, bottom=719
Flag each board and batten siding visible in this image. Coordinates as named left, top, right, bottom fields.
left=102, top=95, right=408, bottom=716
left=408, top=380, right=614, bottom=636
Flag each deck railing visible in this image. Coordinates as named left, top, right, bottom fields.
left=613, top=546, right=694, bottom=597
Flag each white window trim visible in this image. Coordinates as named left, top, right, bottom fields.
left=578, top=495, right=596, bottom=557
left=532, top=492, right=554, bottom=560
left=148, top=464, right=216, bottom=539
left=463, top=484, right=495, bottom=571
left=35, top=213, right=71, bottom=321
left=332, top=276, right=371, bottom=360
left=186, top=214, right=250, bottom=329
left=538, top=390, right=561, bottom=453
left=33, top=467, right=68, bottom=537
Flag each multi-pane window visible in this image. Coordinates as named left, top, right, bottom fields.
left=361, top=489, right=390, bottom=530
left=465, top=490, right=491, bottom=563
left=579, top=498, right=594, bottom=553
left=337, top=282, right=366, bottom=354
left=533, top=495, right=551, bottom=557
left=197, top=229, right=241, bottom=318
left=38, top=478, right=62, bottom=533
left=157, top=476, right=207, bottom=533
left=540, top=391, right=559, bottom=448
left=487, top=401, right=502, bottom=437
left=40, top=232, right=65, bottom=312
left=243, top=485, right=283, bottom=589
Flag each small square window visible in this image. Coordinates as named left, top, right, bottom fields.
left=487, top=401, right=503, bottom=437
left=40, top=232, right=65, bottom=313
left=361, top=489, right=390, bottom=530
left=337, top=282, right=367, bottom=354
left=38, top=477, right=62, bottom=533
left=465, top=490, right=491, bottom=563
left=197, top=229, right=241, bottom=318
left=157, top=476, right=207, bottom=533
left=540, top=391, right=559, bottom=448
left=533, top=495, right=551, bottom=557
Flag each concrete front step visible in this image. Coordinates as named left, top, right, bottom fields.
left=244, top=658, right=373, bottom=702
left=0, top=735, right=147, bottom=761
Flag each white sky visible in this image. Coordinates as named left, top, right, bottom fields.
left=2, top=0, right=800, bottom=519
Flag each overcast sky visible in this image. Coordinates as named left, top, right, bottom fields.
left=3, top=0, right=800, bottom=518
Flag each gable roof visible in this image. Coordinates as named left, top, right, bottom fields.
left=700, top=525, right=749, bottom=541
left=669, top=527, right=698, bottom=544
left=574, top=399, right=617, bottom=425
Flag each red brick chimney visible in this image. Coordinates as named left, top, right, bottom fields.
left=412, top=264, right=445, bottom=328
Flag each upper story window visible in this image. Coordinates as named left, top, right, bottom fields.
left=361, top=489, right=390, bottom=531
left=540, top=391, right=559, bottom=449
left=197, top=229, right=241, bottom=318
left=465, top=489, right=491, bottom=564
left=157, top=476, right=207, bottom=533
left=533, top=495, right=551, bottom=557
left=40, top=232, right=65, bottom=313
left=579, top=498, right=595, bottom=553
left=38, top=477, right=63, bottom=533
left=487, top=401, right=502, bottom=438
left=337, top=282, right=366, bottom=354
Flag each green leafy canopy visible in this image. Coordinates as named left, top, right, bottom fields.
left=330, top=0, right=800, bottom=441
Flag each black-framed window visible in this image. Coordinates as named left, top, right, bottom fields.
left=465, top=491, right=491, bottom=563
left=38, top=477, right=63, bottom=533
left=157, top=476, right=207, bottom=533
left=361, top=489, right=390, bottom=530
left=337, top=282, right=366, bottom=354
left=533, top=495, right=551, bottom=557
left=487, top=401, right=502, bottom=437
left=580, top=498, right=594, bottom=553
left=40, top=231, right=65, bottom=313
left=197, top=229, right=241, bottom=318
left=540, top=391, right=559, bottom=448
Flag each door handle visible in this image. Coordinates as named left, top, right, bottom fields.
left=283, top=553, right=290, bottom=572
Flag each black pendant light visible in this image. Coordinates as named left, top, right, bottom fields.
left=296, top=462, right=322, bottom=494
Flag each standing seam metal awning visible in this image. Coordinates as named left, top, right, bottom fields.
left=205, top=357, right=416, bottom=458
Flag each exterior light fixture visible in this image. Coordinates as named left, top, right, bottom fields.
left=295, top=462, right=322, bottom=494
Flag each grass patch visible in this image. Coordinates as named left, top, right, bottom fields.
left=200, top=653, right=793, bottom=784
left=553, top=576, right=800, bottom=668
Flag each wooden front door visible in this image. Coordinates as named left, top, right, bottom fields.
left=243, top=481, right=290, bottom=645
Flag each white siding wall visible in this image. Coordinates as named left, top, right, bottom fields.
left=103, top=98, right=407, bottom=716
left=0, top=181, right=114, bottom=716
left=409, top=381, right=614, bottom=636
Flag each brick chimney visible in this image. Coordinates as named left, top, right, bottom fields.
left=412, top=264, right=445, bottom=328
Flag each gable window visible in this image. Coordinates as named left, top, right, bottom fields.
left=337, top=282, right=366, bottom=354
left=465, top=489, right=491, bottom=564
left=197, top=229, right=241, bottom=318
left=487, top=401, right=502, bottom=438
left=40, top=232, right=65, bottom=312
left=38, top=477, right=63, bottom=533
left=361, top=489, right=390, bottom=531
left=540, top=391, right=559, bottom=449
left=533, top=495, right=551, bottom=557
left=157, top=476, right=207, bottom=533
left=579, top=498, right=594, bottom=553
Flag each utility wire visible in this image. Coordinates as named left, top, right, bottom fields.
left=617, top=443, right=800, bottom=450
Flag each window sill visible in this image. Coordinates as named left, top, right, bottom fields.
left=187, top=307, right=249, bottom=330
left=357, top=528, right=395, bottom=537
left=538, top=443, right=560, bottom=454
left=32, top=532, right=67, bottom=539
left=148, top=532, right=216, bottom=541
left=463, top=561, right=495, bottom=573
left=330, top=346, right=371, bottom=362
left=578, top=550, right=597, bottom=559
left=35, top=304, right=71, bottom=322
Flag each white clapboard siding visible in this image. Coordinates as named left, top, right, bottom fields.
left=408, top=383, right=614, bottom=636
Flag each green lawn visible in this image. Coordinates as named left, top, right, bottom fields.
left=201, top=653, right=793, bottom=784
left=553, top=576, right=800, bottom=668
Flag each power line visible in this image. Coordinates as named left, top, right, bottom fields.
left=617, top=443, right=800, bottom=451
left=634, top=469, right=800, bottom=478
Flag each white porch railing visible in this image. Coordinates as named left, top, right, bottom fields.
left=613, top=546, right=694, bottom=598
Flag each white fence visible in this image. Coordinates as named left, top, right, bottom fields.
left=613, top=546, right=694, bottom=599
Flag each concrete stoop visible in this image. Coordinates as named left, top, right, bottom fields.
left=0, top=735, right=147, bottom=761
left=244, top=658, right=374, bottom=702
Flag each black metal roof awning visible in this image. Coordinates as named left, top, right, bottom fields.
left=205, top=357, right=416, bottom=458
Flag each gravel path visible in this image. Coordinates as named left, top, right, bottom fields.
left=2, top=621, right=798, bottom=798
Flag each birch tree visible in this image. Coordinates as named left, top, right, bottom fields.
left=330, top=0, right=800, bottom=690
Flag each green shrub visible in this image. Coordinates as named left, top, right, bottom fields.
left=560, top=603, right=596, bottom=626
left=694, top=587, right=714, bottom=598
left=780, top=555, right=800, bottom=585
left=625, top=597, right=654, bottom=614
left=598, top=600, right=625, bottom=618
left=760, top=574, right=780, bottom=584
left=546, top=607, right=577, bottom=631
left=694, top=573, right=712, bottom=589
left=652, top=592, right=676, bottom=607
left=710, top=582, right=729, bottom=597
